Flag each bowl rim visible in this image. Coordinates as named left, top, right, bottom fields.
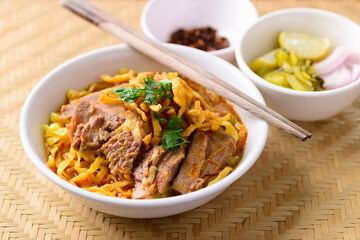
left=141, top=0, right=258, bottom=56
left=236, top=7, right=360, bottom=97
left=20, top=44, right=268, bottom=208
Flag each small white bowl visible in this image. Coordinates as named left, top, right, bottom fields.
left=141, top=0, right=258, bottom=62
left=236, top=8, right=360, bottom=121
left=20, top=44, right=268, bottom=218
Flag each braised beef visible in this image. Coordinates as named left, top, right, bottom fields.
left=132, top=181, right=157, bottom=200
left=72, top=115, right=110, bottom=155
left=60, top=91, right=101, bottom=120
left=101, top=111, right=145, bottom=176
left=156, top=144, right=187, bottom=193
left=132, top=145, right=165, bottom=199
left=133, top=145, right=165, bottom=181
left=60, top=89, right=145, bottom=176
left=60, top=91, right=127, bottom=139
left=132, top=127, right=235, bottom=197
left=172, top=131, right=208, bottom=194
left=190, top=178, right=204, bottom=191
left=200, top=127, right=236, bottom=177
left=102, top=129, right=142, bottom=176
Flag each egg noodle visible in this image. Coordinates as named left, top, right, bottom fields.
left=43, top=69, right=247, bottom=198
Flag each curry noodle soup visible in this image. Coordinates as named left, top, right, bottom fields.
left=42, top=69, right=247, bottom=199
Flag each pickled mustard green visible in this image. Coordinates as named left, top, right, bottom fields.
left=250, top=48, right=324, bottom=91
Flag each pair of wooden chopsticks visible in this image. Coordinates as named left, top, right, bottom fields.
left=61, top=0, right=312, bottom=141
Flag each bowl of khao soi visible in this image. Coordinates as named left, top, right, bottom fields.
left=43, top=69, right=247, bottom=199
left=20, top=44, right=268, bottom=218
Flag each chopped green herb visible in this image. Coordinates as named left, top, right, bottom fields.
left=167, top=116, right=184, bottom=130
left=159, top=79, right=172, bottom=91
left=144, top=76, right=159, bottom=89
left=161, top=117, right=190, bottom=150
left=112, top=87, right=141, bottom=103
left=158, top=79, right=173, bottom=100
left=143, top=76, right=161, bottom=104
left=113, top=77, right=173, bottom=105
left=143, top=91, right=158, bottom=104
left=161, top=106, right=173, bottom=110
left=153, top=112, right=167, bottom=123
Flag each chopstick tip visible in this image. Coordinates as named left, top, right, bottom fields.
left=303, top=131, right=312, bottom=139
left=300, top=134, right=311, bottom=141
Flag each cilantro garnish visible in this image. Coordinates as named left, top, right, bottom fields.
left=159, top=79, right=172, bottom=91
left=161, top=106, right=173, bottom=110
left=112, top=87, right=141, bottom=103
left=113, top=77, right=173, bottom=105
left=167, top=116, right=184, bottom=129
left=157, top=78, right=173, bottom=101
left=153, top=112, right=167, bottom=123
left=161, top=117, right=190, bottom=150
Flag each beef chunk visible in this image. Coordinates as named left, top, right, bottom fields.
left=72, top=115, right=110, bottom=155
left=59, top=87, right=148, bottom=177
left=190, top=178, right=204, bottom=191
left=60, top=104, right=75, bottom=120
left=172, top=131, right=208, bottom=194
left=133, top=145, right=165, bottom=181
left=101, top=112, right=145, bottom=176
left=132, top=181, right=157, bottom=200
left=66, top=101, right=126, bottom=140
left=60, top=91, right=102, bottom=121
left=59, top=88, right=133, bottom=165
left=156, top=144, right=187, bottom=193
left=60, top=88, right=145, bottom=175
left=132, top=145, right=165, bottom=199
left=200, top=127, right=236, bottom=177
left=60, top=91, right=127, bottom=139
left=102, top=129, right=141, bottom=176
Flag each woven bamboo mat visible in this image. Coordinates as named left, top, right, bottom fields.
left=1, top=0, right=360, bottom=239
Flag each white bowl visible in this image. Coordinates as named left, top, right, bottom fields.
left=236, top=8, right=360, bottom=121
left=20, top=44, right=268, bottom=218
left=141, top=0, right=258, bottom=62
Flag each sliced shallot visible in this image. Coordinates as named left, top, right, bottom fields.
left=347, top=63, right=360, bottom=82
left=322, top=64, right=352, bottom=90
left=315, top=46, right=349, bottom=75
left=347, top=50, right=360, bottom=65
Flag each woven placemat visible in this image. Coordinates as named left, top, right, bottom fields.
left=1, top=0, right=360, bottom=239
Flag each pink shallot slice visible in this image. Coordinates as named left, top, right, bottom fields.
left=322, top=64, right=352, bottom=90
left=314, top=46, right=349, bottom=75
